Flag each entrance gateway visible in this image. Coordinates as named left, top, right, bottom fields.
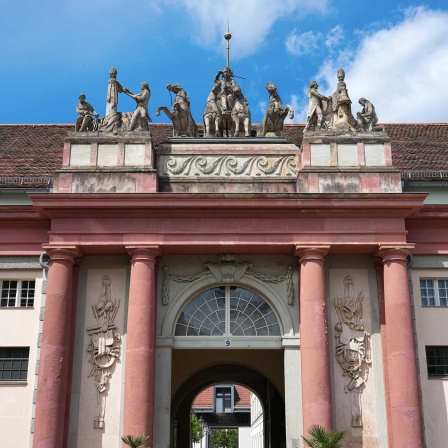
left=28, top=31, right=425, bottom=448
left=155, top=255, right=299, bottom=448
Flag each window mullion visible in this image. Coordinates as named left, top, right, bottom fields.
left=225, top=286, right=230, bottom=336
left=16, top=281, right=21, bottom=307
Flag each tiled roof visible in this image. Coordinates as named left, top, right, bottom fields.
left=192, top=385, right=251, bottom=409
left=0, top=122, right=447, bottom=188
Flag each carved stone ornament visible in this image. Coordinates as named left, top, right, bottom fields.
left=257, top=82, right=294, bottom=137
left=162, top=155, right=296, bottom=178
left=162, top=254, right=293, bottom=306
left=156, top=83, right=198, bottom=137
left=334, top=275, right=371, bottom=427
left=86, top=275, right=121, bottom=429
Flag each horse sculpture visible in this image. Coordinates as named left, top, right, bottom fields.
left=156, top=83, right=198, bottom=137
left=231, top=86, right=251, bottom=137
left=203, top=84, right=222, bottom=137
left=257, top=82, right=294, bottom=137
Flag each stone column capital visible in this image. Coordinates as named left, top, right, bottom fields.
left=126, top=245, right=161, bottom=264
left=294, top=245, right=330, bottom=263
left=374, top=244, right=414, bottom=264
left=42, top=245, right=82, bottom=264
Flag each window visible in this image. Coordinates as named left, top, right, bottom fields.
left=426, top=346, right=448, bottom=377
left=420, top=279, right=448, bottom=307
left=0, top=347, right=29, bottom=381
left=215, top=386, right=233, bottom=413
left=0, top=280, right=35, bottom=307
left=175, top=286, right=281, bottom=337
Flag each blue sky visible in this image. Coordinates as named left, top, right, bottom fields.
left=1, top=0, right=448, bottom=125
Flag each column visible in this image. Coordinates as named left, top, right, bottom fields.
left=123, top=246, right=160, bottom=445
left=295, top=245, right=332, bottom=432
left=376, top=246, right=424, bottom=448
left=153, top=340, right=173, bottom=448
left=283, top=337, right=302, bottom=448
left=33, top=246, right=80, bottom=448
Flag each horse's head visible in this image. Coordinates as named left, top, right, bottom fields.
left=265, top=82, right=277, bottom=94
left=167, top=83, right=182, bottom=94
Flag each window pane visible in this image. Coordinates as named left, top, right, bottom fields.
left=0, top=347, right=29, bottom=382
left=426, top=346, right=448, bottom=378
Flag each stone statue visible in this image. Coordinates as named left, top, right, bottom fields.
left=257, top=82, right=294, bottom=137
left=156, top=83, right=198, bottom=137
left=213, top=67, right=251, bottom=137
left=328, top=68, right=357, bottom=132
left=203, top=84, right=222, bottom=137
left=356, top=98, right=379, bottom=132
left=305, top=81, right=330, bottom=132
left=231, top=86, right=251, bottom=137
left=106, top=67, right=124, bottom=116
left=75, top=94, right=99, bottom=132
left=123, top=82, right=152, bottom=131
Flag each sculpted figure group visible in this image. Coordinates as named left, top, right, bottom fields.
left=305, top=68, right=382, bottom=133
left=75, top=66, right=381, bottom=136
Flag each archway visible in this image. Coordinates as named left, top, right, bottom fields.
left=171, top=363, right=286, bottom=448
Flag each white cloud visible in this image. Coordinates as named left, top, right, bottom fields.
left=325, top=25, right=344, bottom=48
left=316, top=7, right=448, bottom=122
left=161, top=0, right=329, bottom=59
left=285, top=30, right=321, bottom=56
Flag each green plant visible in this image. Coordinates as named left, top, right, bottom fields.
left=209, top=428, right=238, bottom=448
left=302, top=425, right=345, bottom=448
left=191, top=414, right=204, bottom=444
left=121, top=434, right=150, bottom=448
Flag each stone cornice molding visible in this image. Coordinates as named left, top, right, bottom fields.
left=42, top=245, right=82, bottom=264
left=294, top=245, right=330, bottom=263
left=126, top=245, right=161, bottom=265
left=374, top=244, right=414, bottom=264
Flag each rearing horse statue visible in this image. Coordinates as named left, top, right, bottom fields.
left=257, top=82, right=294, bottom=137
left=156, top=83, right=198, bottom=137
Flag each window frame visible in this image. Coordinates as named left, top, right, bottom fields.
left=420, top=278, right=448, bottom=307
left=0, top=279, right=36, bottom=308
left=214, top=384, right=234, bottom=413
left=0, top=347, right=30, bottom=383
left=425, top=346, right=448, bottom=378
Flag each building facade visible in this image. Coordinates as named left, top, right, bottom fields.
left=0, top=120, right=447, bottom=448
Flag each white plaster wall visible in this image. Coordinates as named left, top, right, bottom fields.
left=0, top=269, right=42, bottom=448
left=76, top=269, right=126, bottom=448
left=239, top=426, right=251, bottom=448
left=411, top=268, right=448, bottom=448
left=250, top=393, right=263, bottom=448
left=329, top=269, right=380, bottom=447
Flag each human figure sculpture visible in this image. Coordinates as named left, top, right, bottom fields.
left=213, top=67, right=251, bottom=137
left=123, top=82, right=152, bottom=131
left=75, top=94, right=99, bottom=132
left=156, top=83, right=198, bottom=137
left=203, top=83, right=222, bottom=137
left=329, top=68, right=357, bottom=131
left=356, top=98, right=378, bottom=132
left=257, top=82, right=294, bottom=137
left=305, top=81, right=330, bottom=131
left=106, top=67, right=124, bottom=116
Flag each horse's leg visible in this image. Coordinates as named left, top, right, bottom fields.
left=244, top=118, right=250, bottom=137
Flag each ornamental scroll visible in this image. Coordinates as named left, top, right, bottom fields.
left=86, top=275, right=121, bottom=429
left=162, top=254, right=294, bottom=306
left=334, top=275, right=371, bottom=427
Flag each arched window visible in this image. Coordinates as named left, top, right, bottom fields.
left=175, top=286, right=281, bottom=336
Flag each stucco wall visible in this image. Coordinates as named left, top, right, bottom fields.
left=411, top=259, right=448, bottom=448
left=0, top=267, right=42, bottom=448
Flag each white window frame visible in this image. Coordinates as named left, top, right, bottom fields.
left=0, top=279, right=36, bottom=308
left=214, top=384, right=234, bottom=413
left=420, top=278, right=448, bottom=307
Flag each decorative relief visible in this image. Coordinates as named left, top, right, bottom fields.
left=334, top=275, right=371, bottom=427
left=86, top=275, right=121, bottom=429
left=162, top=254, right=294, bottom=306
left=162, top=155, right=296, bottom=178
